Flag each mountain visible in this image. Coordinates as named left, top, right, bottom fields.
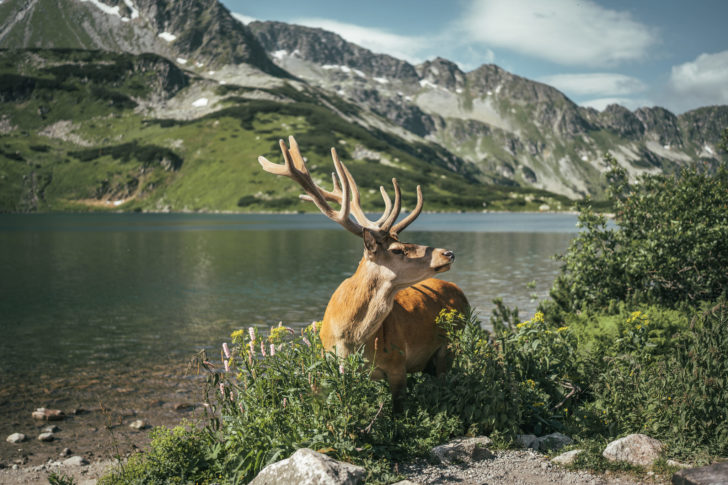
left=0, top=0, right=285, bottom=75
left=0, top=1, right=725, bottom=213
left=248, top=20, right=727, bottom=198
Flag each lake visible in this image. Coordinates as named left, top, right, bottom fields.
left=0, top=213, right=578, bottom=381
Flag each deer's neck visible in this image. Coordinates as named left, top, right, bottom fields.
left=322, top=257, right=399, bottom=354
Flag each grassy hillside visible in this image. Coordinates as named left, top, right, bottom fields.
left=0, top=49, right=573, bottom=213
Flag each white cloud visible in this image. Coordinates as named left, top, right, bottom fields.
left=664, top=50, right=728, bottom=112
left=231, top=12, right=256, bottom=25
left=538, top=73, right=647, bottom=97
left=292, top=17, right=428, bottom=63
left=462, top=0, right=658, bottom=67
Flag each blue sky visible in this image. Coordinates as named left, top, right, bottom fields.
left=223, top=0, right=728, bottom=114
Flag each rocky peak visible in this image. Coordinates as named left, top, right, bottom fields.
left=248, top=21, right=419, bottom=83
left=635, top=107, right=683, bottom=147
left=678, top=106, right=728, bottom=148
left=598, top=104, right=644, bottom=139
left=416, top=57, right=465, bottom=91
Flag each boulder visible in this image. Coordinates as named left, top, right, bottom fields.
left=517, top=434, right=538, bottom=449
left=63, top=456, right=90, bottom=466
left=551, top=449, right=583, bottom=465
left=6, top=433, right=26, bottom=443
left=672, top=461, right=728, bottom=485
left=532, top=432, right=573, bottom=451
left=250, top=448, right=365, bottom=485
left=430, top=436, right=494, bottom=465
left=602, top=434, right=663, bottom=467
left=32, top=408, right=65, bottom=421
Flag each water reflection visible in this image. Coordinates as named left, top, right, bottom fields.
left=0, top=213, right=576, bottom=379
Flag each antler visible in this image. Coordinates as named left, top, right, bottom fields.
left=258, top=136, right=424, bottom=237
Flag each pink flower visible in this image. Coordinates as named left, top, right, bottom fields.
left=248, top=326, right=255, bottom=342
left=339, top=363, right=345, bottom=374
left=222, top=342, right=231, bottom=359
left=270, top=344, right=276, bottom=356
left=224, top=359, right=230, bottom=372
left=302, top=336, right=311, bottom=347
left=260, top=341, right=267, bottom=357
left=219, top=382, right=225, bottom=394
left=282, top=397, right=287, bottom=408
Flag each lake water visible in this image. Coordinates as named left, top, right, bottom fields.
left=0, top=213, right=578, bottom=380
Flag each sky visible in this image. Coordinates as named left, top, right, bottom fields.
left=222, top=0, right=728, bottom=114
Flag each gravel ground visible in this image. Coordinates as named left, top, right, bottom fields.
left=401, top=449, right=653, bottom=485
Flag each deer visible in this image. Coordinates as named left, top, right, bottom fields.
left=258, top=136, right=469, bottom=410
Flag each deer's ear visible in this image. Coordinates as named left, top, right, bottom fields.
left=363, top=229, right=378, bottom=253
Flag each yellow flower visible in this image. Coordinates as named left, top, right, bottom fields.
left=268, top=325, right=289, bottom=344
left=557, top=326, right=569, bottom=333
left=517, top=321, right=529, bottom=328
left=525, top=379, right=536, bottom=388
left=534, top=311, right=545, bottom=323
left=231, top=329, right=246, bottom=344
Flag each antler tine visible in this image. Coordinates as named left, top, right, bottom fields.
left=391, top=185, right=423, bottom=234
left=379, top=178, right=402, bottom=233
left=373, top=186, right=393, bottom=226
left=258, top=138, right=363, bottom=237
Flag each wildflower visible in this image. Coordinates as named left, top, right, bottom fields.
left=224, top=359, right=230, bottom=372
left=260, top=341, right=267, bottom=357
left=525, top=379, right=536, bottom=388
left=231, top=329, right=245, bottom=343
left=517, top=321, right=529, bottom=329
left=219, top=382, right=225, bottom=394
left=339, top=363, right=345, bottom=374
left=269, top=325, right=289, bottom=344
left=222, top=342, right=231, bottom=359
left=557, top=326, right=569, bottom=333
left=270, top=343, right=276, bottom=356
left=302, top=336, right=311, bottom=347
left=248, top=326, right=255, bottom=342
left=534, top=311, right=545, bottom=322
left=283, top=397, right=287, bottom=408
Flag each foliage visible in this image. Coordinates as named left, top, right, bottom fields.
left=47, top=472, right=77, bottom=485
left=99, top=425, right=214, bottom=485
left=550, top=154, right=728, bottom=312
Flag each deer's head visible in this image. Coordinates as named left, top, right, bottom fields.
left=258, top=137, right=455, bottom=289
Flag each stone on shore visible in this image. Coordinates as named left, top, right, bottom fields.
left=532, top=432, right=573, bottom=451
left=32, top=408, right=65, bottom=421
left=517, top=434, right=537, bottom=449
left=430, top=436, right=494, bottom=465
left=129, top=419, right=147, bottom=430
left=6, top=433, right=26, bottom=443
left=250, top=448, right=365, bottom=485
left=602, top=434, right=663, bottom=467
left=37, top=432, right=54, bottom=442
left=63, top=455, right=90, bottom=466
left=551, top=449, right=583, bottom=465
left=672, top=461, right=728, bottom=485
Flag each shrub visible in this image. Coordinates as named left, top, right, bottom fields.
left=550, top=155, right=728, bottom=313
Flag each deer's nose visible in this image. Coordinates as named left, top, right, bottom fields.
left=443, top=250, right=455, bottom=261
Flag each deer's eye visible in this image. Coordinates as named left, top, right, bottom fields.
left=390, top=248, right=405, bottom=255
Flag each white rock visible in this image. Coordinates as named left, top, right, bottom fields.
left=250, top=448, right=365, bottom=485
left=63, top=456, right=90, bottom=466
left=43, top=425, right=60, bottom=433
left=551, top=449, right=583, bottom=465
left=38, top=432, right=54, bottom=442
left=6, top=433, right=26, bottom=443
left=129, top=419, right=147, bottom=430
left=602, top=434, right=663, bottom=466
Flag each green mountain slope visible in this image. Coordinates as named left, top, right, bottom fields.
left=0, top=49, right=571, bottom=213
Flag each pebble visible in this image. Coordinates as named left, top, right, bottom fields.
left=37, top=432, right=54, bottom=442
left=129, top=419, right=147, bottom=430
left=63, top=456, right=90, bottom=466
left=60, top=448, right=73, bottom=457
left=6, top=433, right=26, bottom=443
left=32, top=407, right=65, bottom=421
left=43, top=425, right=61, bottom=433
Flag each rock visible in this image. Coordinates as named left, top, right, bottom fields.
left=430, top=436, right=494, bottom=465
left=37, top=432, right=54, bottom=442
left=250, top=448, right=365, bottom=485
left=672, top=461, right=728, bottom=485
left=6, top=433, right=26, bottom=443
left=129, top=419, right=147, bottom=430
left=532, top=432, right=573, bottom=451
left=43, top=425, right=61, bottom=433
left=63, top=455, right=90, bottom=466
left=60, top=448, right=73, bottom=457
left=552, top=449, right=583, bottom=465
left=172, top=402, right=194, bottom=412
left=667, top=459, right=691, bottom=469
left=602, top=434, right=663, bottom=467
left=32, top=408, right=65, bottom=421
left=517, top=434, right=538, bottom=449
left=391, top=481, right=421, bottom=485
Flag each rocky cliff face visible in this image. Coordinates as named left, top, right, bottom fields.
left=247, top=19, right=727, bottom=198
left=0, top=0, right=285, bottom=75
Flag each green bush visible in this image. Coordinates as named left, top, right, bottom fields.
left=550, top=155, right=728, bottom=312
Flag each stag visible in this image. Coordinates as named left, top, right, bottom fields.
left=258, top=137, right=468, bottom=409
